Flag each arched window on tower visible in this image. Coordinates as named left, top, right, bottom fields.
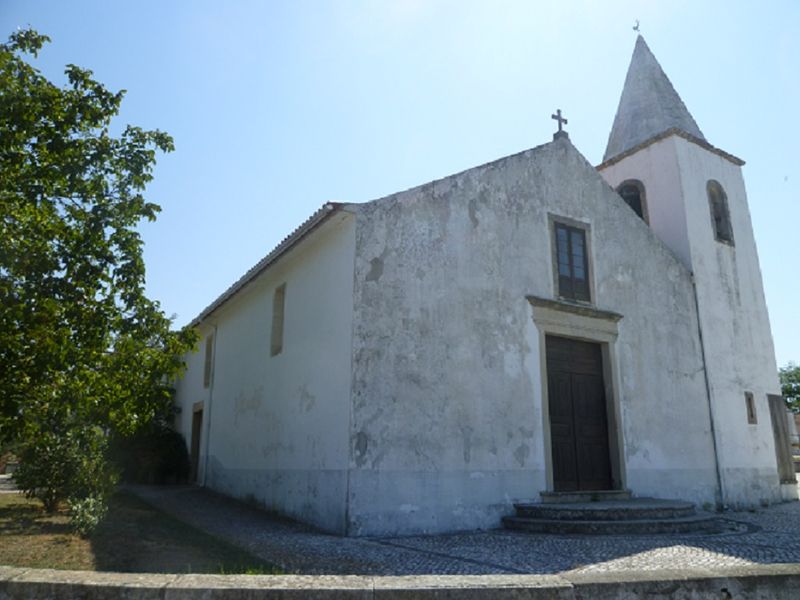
left=616, top=180, right=648, bottom=222
left=707, top=180, right=733, bottom=245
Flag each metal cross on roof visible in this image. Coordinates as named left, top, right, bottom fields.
left=551, top=109, right=568, bottom=132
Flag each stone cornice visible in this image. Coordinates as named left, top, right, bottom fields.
left=526, top=295, right=623, bottom=323
left=597, top=128, right=745, bottom=170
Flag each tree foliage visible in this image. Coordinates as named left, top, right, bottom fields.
left=0, top=28, right=196, bottom=525
left=780, top=363, right=800, bottom=414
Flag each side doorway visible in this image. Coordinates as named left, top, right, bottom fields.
left=190, top=402, right=203, bottom=483
left=768, top=394, right=797, bottom=485
left=546, top=335, right=613, bottom=492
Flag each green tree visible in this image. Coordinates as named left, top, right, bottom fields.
left=0, top=28, right=196, bottom=527
left=780, top=363, right=800, bottom=414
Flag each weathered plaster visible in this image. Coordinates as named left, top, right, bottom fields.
left=676, top=137, right=787, bottom=506
left=599, top=132, right=793, bottom=507
left=174, top=213, right=357, bottom=533
left=346, top=137, right=719, bottom=535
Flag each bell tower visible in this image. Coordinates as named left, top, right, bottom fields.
left=598, top=36, right=796, bottom=507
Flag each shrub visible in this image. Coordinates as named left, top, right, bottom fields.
left=112, top=426, right=190, bottom=485
left=12, top=432, right=74, bottom=511
left=14, top=423, right=116, bottom=511
left=69, top=495, right=109, bottom=536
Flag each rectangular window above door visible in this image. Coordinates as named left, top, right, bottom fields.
left=554, top=222, right=590, bottom=302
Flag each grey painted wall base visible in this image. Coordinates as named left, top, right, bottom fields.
left=206, top=461, right=349, bottom=534
left=2, top=564, right=800, bottom=599
left=346, top=469, right=541, bottom=536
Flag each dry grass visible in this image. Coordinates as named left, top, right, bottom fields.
left=0, top=491, right=280, bottom=574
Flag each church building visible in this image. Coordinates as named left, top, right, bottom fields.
left=173, top=36, right=797, bottom=536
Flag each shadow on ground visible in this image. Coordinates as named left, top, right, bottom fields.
left=127, top=485, right=800, bottom=576
left=90, top=493, right=280, bottom=574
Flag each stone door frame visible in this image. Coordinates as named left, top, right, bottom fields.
left=528, top=296, right=626, bottom=493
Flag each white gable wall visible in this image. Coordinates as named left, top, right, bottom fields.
left=346, top=138, right=719, bottom=536
left=174, top=212, right=357, bottom=533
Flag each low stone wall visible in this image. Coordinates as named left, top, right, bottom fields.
left=1, top=564, right=800, bottom=599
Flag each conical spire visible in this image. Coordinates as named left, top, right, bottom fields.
left=603, top=36, right=705, bottom=161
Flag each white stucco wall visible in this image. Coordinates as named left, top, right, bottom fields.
left=174, top=323, right=214, bottom=483
left=600, top=134, right=791, bottom=507
left=675, top=138, right=786, bottom=505
left=174, top=212, right=357, bottom=533
left=346, top=137, right=719, bottom=536
left=598, top=138, right=692, bottom=270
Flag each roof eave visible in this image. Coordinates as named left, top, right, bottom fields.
left=189, top=202, right=345, bottom=328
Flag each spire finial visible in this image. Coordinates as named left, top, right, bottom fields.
left=633, top=19, right=640, bottom=32
left=603, top=34, right=705, bottom=160
left=551, top=109, right=569, bottom=140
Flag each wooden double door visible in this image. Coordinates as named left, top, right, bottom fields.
left=546, top=335, right=613, bottom=492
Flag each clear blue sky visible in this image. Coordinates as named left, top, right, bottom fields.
left=3, top=1, right=798, bottom=367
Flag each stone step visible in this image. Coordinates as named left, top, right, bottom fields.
left=502, top=513, right=722, bottom=535
left=513, top=498, right=696, bottom=522
left=539, top=489, right=632, bottom=504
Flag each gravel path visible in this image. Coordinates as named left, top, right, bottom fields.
left=127, top=485, right=800, bottom=575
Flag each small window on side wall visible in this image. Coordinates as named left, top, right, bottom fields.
left=708, top=180, right=734, bottom=245
left=554, top=222, right=591, bottom=302
left=203, top=334, right=213, bottom=388
left=270, top=283, right=286, bottom=357
left=616, top=180, right=647, bottom=222
left=745, top=391, right=757, bottom=424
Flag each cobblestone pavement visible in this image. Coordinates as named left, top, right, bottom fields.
left=128, top=485, right=800, bottom=576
